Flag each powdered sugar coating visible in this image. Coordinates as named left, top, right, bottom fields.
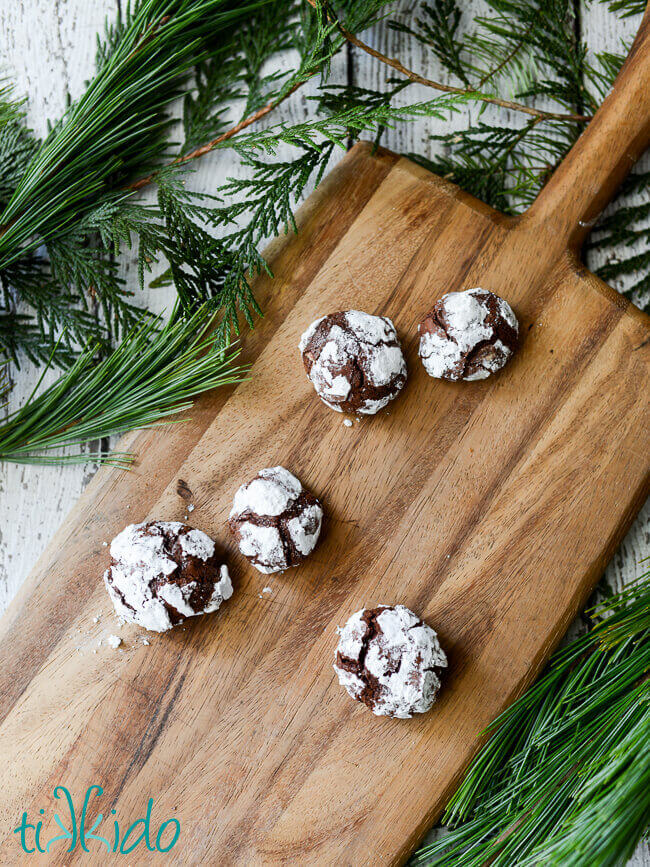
left=334, top=605, right=448, bottom=719
left=229, top=467, right=323, bottom=573
left=304, top=324, right=355, bottom=405
left=300, top=310, right=407, bottom=414
left=178, top=528, right=215, bottom=559
left=237, top=523, right=285, bottom=574
left=104, top=521, right=232, bottom=632
left=419, top=288, right=518, bottom=381
left=343, top=310, right=395, bottom=346
left=286, top=503, right=323, bottom=555
left=230, top=466, right=303, bottom=518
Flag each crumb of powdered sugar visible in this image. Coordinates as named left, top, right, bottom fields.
left=107, top=635, right=122, bottom=649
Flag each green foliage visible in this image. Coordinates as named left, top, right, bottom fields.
left=176, top=143, right=338, bottom=343
left=415, top=571, right=650, bottom=867
left=395, top=0, right=649, bottom=311
left=589, top=169, right=650, bottom=304
left=409, top=118, right=578, bottom=211
left=400, top=0, right=589, bottom=212
left=1, top=0, right=648, bottom=468
left=0, top=304, right=245, bottom=465
left=0, top=0, right=397, bottom=366
left=0, top=0, right=268, bottom=269
left=604, top=0, right=647, bottom=19
left=0, top=0, right=272, bottom=363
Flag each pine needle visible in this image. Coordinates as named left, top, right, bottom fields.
left=414, top=571, right=650, bottom=867
left=0, top=305, right=247, bottom=466
left=0, top=0, right=270, bottom=270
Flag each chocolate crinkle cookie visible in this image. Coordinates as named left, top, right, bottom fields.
left=299, top=310, right=407, bottom=414
left=104, top=521, right=232, bottom=632
left=334, top=604, right=447, bottom=719
left=419, top=288, right=518, bottom=381
left=229, top=466, right=323, bottom=574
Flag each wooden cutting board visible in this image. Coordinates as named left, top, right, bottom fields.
left=2, top=11, right=650, bottom=866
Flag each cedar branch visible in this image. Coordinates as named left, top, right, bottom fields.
left=308, top=0, right=593, bottom=124
left=126, top=79, right=309, bottom=191
left=128, top=0, right=591, bottom=197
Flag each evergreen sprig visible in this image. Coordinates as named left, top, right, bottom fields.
left=400, top=0, right=590, bottom=211
left=1, top=0, right=647, bottom=467
left=415, top=571, right=650, bottom=867
left=0, top=0, right=394, bottom=365
left=0, top=0, right=273, bottom=364
left=0, top=304, right=246, bottom=465
left=0, top=0, right=269, bottom=270
left=391, top=0, right=649, bottom=311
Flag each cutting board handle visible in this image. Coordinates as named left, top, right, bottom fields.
left=525, top=6, right=650, bottom=251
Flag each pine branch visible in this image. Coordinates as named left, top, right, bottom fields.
left=0, top=0, right=273, bottom=264
left=408, top=118, right=576, bottom=213
left=415, top=571, right=650, bottom=867
left=0, top=0, right=274, bottom=364
left=128, top=0, right=389, bottom=190
left=0, top=304, right=246, bottom=466
left=214, top=91, right=470, bottom=154
left=588, top=170, right=650, bottom=311
left=0, top=0, right=393, bottom=365
left=311, top=0, right=593, bottom=123
left=128, top=78, right=310, bottom=191
left=604, top=0, right=646, bottom=19
left=147, top=142, right=340, bottom=341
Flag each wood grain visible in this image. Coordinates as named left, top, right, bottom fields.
left=0, top=124, right=649, bottom=865
left=1, top=2, right=649, bottom=865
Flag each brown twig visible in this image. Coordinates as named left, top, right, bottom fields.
left=126, top=79, right=309, bottom=192
left=309, top=0, right=592, bottom=124
left=341, top=27, right=592, bottom=122
left=127, top=0, right=589, bottom=198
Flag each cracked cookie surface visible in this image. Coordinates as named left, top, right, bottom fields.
left=229, top=466, right=323, bottom=573
left=104, top=521, right=232, bottom=632
left=299, top=310, right=407, bottom=414
left=419, top=288, right=518, bottom=381
left=334, top=604, right=447, bottom=718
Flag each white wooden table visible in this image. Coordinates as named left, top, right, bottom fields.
left=1, top=2, right=648, bottom=863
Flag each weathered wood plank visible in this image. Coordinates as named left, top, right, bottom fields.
left=0, top=0, right=116, bottom=611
